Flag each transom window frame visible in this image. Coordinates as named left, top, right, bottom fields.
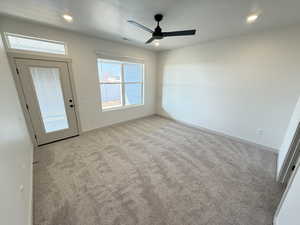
left=3, top=32, right=68, bottom=56
left=97, top=57, right=145, bottom=111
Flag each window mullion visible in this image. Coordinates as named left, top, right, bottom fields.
left=99, top=62, right=103, bottom=108
left=121, top=63, right=125, bottom=106
left=141, top=64, right=144, bottom=105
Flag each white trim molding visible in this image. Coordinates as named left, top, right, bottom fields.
left=156, top=114, right=279, bottom=154
left=95, top=51, right=145, bottom=64
left=273, top=159, right=300, bottom=225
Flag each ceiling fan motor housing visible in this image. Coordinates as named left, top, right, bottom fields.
left=153, top=14, right=164, bottom=39
left=153, top=26, right=163, bottom=39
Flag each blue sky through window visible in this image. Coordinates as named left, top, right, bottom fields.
left=98, top=60, right=143, bottom=110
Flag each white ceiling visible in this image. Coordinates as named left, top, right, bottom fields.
left=1, top=0, right=300, bottom=51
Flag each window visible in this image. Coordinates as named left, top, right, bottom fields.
left=97, top=59, right=144, bottom=110
left=5, top=33, right=66, bottom=55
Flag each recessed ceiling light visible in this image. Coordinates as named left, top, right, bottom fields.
left=247, top=13, right=259, bottom=24
left=154, top=40, right=160, bottom=47
left=62, top=14, right=73, bottom=23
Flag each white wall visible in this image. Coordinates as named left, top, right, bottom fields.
left=277, top=96, right=300, bottom=176
left=275, top=162, right=300, bottom=225
left=157, top=25, right=300, bottom=150
left=0, top=30, right=33, bottom=225
left=0, top=16, right=157, bottom=132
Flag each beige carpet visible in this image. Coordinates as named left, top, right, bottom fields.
left=33, top=116, right=282, bottom=225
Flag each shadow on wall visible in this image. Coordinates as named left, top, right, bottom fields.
left=156, top=27, right=300, bottom=150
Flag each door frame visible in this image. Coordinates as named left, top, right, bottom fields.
left=278, top=122, right=300, bottom=185
left=273, top=159, right=300, bottom=225
left=7, top=52, right=82, bottom=147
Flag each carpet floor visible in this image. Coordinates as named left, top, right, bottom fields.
left=33, top=116, right=282, bottom=225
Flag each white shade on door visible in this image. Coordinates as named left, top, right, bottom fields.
left=30, top=67, right=69, bottom=133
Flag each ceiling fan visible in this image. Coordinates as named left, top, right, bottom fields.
left=128, top=14, right=196, bottom=44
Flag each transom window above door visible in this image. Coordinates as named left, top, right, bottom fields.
left=97, top=58, right=144, bottom=111
left=5, top=33, right=67, bottom=55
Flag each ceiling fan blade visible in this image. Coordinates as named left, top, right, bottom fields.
left=145, top=37, right=155, bottom=44
left=163, top=30, right=196, bottom=37
left=127, top=20, right=153, bottom=33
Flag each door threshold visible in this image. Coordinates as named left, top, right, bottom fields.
left=38, top=134, right=79, bottom=147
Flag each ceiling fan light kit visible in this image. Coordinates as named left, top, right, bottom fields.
left=128, top=14, right=196, bottom=44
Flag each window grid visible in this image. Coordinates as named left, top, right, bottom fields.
left=98, top=60, right=144, bottom=110
left=121, top=64, right=125, bottom=106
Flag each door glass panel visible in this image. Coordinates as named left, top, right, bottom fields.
left=30, top=67, right=69, bottom=133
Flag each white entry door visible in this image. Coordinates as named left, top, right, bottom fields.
left=15, top=59, right=79, bottom=145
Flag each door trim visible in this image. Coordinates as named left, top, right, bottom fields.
left=274, top=160, right=300, bottom=225
left=7, top=52, right=82, bottom=147
left=278, top=122, right=300, bottom=185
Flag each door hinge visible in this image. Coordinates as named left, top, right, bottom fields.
left=16, top=68, right=20, bottom=75
left=25, top=104, right=29, bottom=110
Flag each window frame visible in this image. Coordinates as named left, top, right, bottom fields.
left=3, top=32, right=68, bottom=56
left=97, top=58, right=145, bottom=111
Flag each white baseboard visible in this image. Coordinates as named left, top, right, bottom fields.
left=155, top=113, right=279, bottom=154
left=81, top=113, right=156, bottom=135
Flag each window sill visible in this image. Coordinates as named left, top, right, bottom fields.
left=101, top=104, right=144, bottom=112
